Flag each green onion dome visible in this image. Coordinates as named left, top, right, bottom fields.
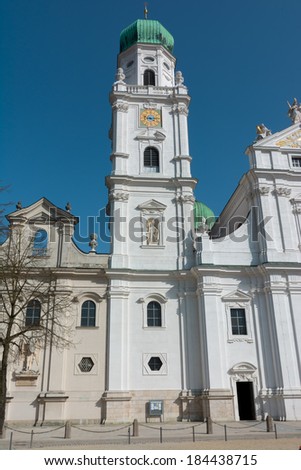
left=120, top=19, right=174, bottom=53
left=194, top=201, right=216, bottom=230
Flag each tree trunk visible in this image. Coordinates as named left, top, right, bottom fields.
left=0, top=345, right=9, bottom=438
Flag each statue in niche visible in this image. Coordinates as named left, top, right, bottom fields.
left=20, top=338, right=39, bottom=372
left=288, top=98, right=301, bottom=124
left=146, top=218, right=160, bottom=245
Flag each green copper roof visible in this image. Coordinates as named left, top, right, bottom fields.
left=120, top=19, right=174, bottom=53
left=194, top=201, right=216, bottom=230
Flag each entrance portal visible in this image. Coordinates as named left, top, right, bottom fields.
left=236, top=381, right=256, bottom=420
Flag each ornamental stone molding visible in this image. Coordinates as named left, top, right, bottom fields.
left=143, top=102, right=158, bottom=110
left=112, top=102, right=129, bottom=113
left=109, top=192, right=129, bottom=202
left=274, top=187, right=292, bottom=198
left=171, top=103, right=189, bottom=116
left=275, top=129, right=301, bottom=148
left=176, top=194, right=195, bottom=204
left=291, top=199, right=301, bottom=214
left=228, top=362, right=257, bottom=382
left=258, top=186, right=270, bottom=196
left=137, top=199, right=167, bottom=214
left=135, top=130, right=166, bottom=141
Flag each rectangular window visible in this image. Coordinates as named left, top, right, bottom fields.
left=292, top=157, right=301, bottom=168
left=230, top=308, right=247, bottom=335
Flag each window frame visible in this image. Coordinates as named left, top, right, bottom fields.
left=80, top=300, right=96, bottom=327
left=143, top=146, right=159, bottom=173
left=144, top=69, right=156, bottom=86
left=230, top=308, right=247, bottom=336
left=223, top=291, right=253, bottom=343
left=25, top=299, right=41, bottom=327
left=291, top=156, right=301, bottom=169
left=147, top=301, right=162, bottom=327
left=74, top=353, right=98, bottom=375
left=140, top=294, right=167, bottom=329
left=143, top=353, right=167, bottom=375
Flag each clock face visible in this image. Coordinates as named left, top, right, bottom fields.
left=140, top=109, right=161, bottom=127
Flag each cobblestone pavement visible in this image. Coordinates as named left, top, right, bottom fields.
left=1, top=420, right=301, bottom=450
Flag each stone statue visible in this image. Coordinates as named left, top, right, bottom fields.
left=115, top=67, right=125, bottom=83
left=255, top=123, right=272, bottom=140
left=288, top=98, right=301, bottom=124
left=22, top=339, right=39, bottom=372
left=175, top=71, right=184, bottom=86
left=146, top=218, right=160, bottom=245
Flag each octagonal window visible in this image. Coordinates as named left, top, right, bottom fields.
left=148, top=356, right=163, bottom=371
left=78, top=357, right=94, bottom=373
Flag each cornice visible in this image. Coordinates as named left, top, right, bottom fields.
left=105, top=175, right=198, bottom=189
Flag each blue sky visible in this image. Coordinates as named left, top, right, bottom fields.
left=1, top=0, right=300, bottom=252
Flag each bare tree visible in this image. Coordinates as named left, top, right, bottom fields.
left=0, top=229, right=73, bottom=437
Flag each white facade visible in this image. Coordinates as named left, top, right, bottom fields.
left=1, top=18, right=301, bottom=424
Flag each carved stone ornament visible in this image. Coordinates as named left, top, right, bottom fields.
left=112, top=102, right=129, bottom=113
left=172, top=103, right=189, bottom=116
left=176, top=194, right=195, bottom=204
left=258, top=186, right=270, bottom=196
left=291, top=199, right=301, bottom=214
left=229, top=362, right=257, bottom=382
left=275, top=129, right=301, bottom=148
left=292, top=206, right=301, bottom=214
left=135, top=130, right=166, bottom=141
left=137, top=199, right=166, bottom=214
left=109, top=192, right=129, bottom=202
left=274, top=187, right=292, bottom=197
left=143, top=102, right=158, bottom=110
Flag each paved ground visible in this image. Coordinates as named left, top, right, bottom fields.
left=1, top=420, right=301, bottom=450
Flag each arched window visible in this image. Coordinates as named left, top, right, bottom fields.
left=147, top=301, right=162, bottom=327
left=32, top=229, right=48, bottom=256
left=81, top=300, right=96, bottom=327
left=25, top=300, right=41, bottom=326
left=144, top=69, right=155, bottom=86
left=144, top=147, right=159, bottom=173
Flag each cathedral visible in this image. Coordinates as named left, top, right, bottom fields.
left=2, top=17, right=301, bottom=425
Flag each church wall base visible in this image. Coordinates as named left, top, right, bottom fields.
left=102, top=390, right=229, bottom=423
left=199, top=389, right=235, bottom=421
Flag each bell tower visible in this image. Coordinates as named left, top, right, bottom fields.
left=104, top=17, right=199, bottom=422
left=106, top=18, right=197, bottom=271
